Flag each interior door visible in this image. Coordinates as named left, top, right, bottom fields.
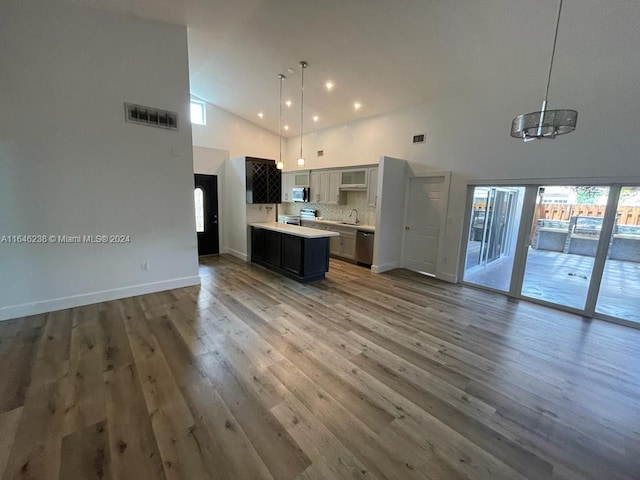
left=403, top=176, right=446, bottom=275
left=194, top=174, right=219, bottom=256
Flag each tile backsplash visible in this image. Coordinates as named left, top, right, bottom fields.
left=280, top=191, right=376, bottom=225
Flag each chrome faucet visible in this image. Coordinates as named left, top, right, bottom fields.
left=349, top=209, right=359, bottom=224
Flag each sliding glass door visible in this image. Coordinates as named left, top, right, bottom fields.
left=461, top=183, right=640, bottom=326
left=463, top=186, right=525, bottom=292
left=595, top=187, right=640, bottom=323
left=521, top=185, right=610, bottom=310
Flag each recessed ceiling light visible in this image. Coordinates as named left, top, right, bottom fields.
left=287, top=67, right=296, bottom=74
left=325, top=81, right=334, bottom=91
left=312, top=115, right=319, bottom=122
left=354, top=102, right=362, bottom=111
left=285, top=100, right=292, bottom=107
left=284, top=125, right=289, bottom=131
left=258, top=112, right=264, bottom=118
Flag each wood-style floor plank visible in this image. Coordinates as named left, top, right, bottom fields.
left=104, top=365, right=165, bottom=480
left=1, top=255, right=639, bottom=480
left=0, top=407, right=23, bottom=478
left=59, top=420, right=111, bottom=480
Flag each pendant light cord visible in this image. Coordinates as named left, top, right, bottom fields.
left=544, top=0, right=564, bottom=104
left=278, top=74, right=284, bottom=165
left=299, top=61, right=306, bottom=159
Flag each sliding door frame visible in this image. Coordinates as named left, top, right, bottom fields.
left=583, top=186, right=620, bottom=313
left=508, top=186, right=537, bottom=298
left=460, top=177, right=640, bottom=329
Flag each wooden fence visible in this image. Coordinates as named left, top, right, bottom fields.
left=472, top=203, right=640, bottom=225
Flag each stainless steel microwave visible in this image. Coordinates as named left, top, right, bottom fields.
left=291, top=187, right=310, bottom=202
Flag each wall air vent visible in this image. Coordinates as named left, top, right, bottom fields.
left=124, top=103, right=178, bottom=130
left=412, top=133, right=426, bottom=144
left=317, top=150, right=324, bottom=157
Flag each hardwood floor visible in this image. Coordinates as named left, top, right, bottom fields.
left=1, top=255, right=639, bottom=480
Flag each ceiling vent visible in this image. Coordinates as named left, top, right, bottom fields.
left=124, top=103, right=178, bottom=130
left=317, top=150, right=324, bottom=157
left=412, top=133, right=426, bottom=144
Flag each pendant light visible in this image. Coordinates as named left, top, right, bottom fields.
left=276, top=74, right=285, bottom=170
left=510, top=0, right=577, bottom=141
left=297, top=61, right=307, bottom=166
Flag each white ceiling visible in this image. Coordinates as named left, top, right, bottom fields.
left=63, top=0, right=640, bottom=137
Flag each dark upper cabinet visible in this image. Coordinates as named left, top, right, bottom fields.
left=246, top=157, right=281, bottom=204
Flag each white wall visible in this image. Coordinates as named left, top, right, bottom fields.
left=191, top=106, right=281, bottom=257
left=0, top=1, right=199, bottom=320
left=223, top=158, right=249, bottom=260
left=284, top=91, right=640, bottom=182
left=192, top=101, right=281, bottom=160
left=440, top=173, right=468, bottom=282
left=193, top=146, right=228, bottom=175
left=372, top=157, right=407, bottom=273
left=283, top=72, right=640, bottom=280
left=223, top=158, right=274, bottom=261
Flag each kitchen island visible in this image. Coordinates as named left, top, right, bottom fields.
left=250, top=222, right=339, bottom=283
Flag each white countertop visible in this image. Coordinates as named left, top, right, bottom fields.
left=301, top=218, right=376, bottom=233
left=250, top=222, right=340, bottom=238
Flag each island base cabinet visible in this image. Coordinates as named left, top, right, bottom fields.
left=264, top=230, right=282, bottom=267
left=281, top=234, right=303, bottom=275
left=251, top=227, right=330, bottom=282
left=251, top=227, right=265, bottom=261
left=303, top=238, right=331, bottom=276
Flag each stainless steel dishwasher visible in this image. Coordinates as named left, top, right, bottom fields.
left=356, top=230, right=374, bottom=267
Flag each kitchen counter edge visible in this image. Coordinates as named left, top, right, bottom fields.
left=300, top=219, right=376, bottom=232
left=250, top=222, right=340, bottom=238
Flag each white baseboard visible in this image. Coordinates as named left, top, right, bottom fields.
left=0, top=276, right=201, bottom=322
left=371, top=262, right=400, bottom=274
left=436, top=272, right=458, bottom=283
left=224, top=248, right=248, bottom=262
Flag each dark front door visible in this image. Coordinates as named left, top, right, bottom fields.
left=194, top=174, right=219, bottom=256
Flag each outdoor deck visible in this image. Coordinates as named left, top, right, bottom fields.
left=464, top=242, right=640, bottom=323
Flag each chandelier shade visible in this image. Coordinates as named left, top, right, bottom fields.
left=511, top=103, right=577, bottom=140
left=510, top=0, right=577, bottom=141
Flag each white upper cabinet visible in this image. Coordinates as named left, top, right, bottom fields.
left=310, top=171, right=321, bottom=203
left=293, top=171, right=309, bottom=187
left=309, top=166, right=381, bottom=204
left=367, top=167, right=378, bottom=207
left=309, top=170, right=344, bottom=204
left=281, top=173, right=294, bottom=202
left=327, top=171, right=343, bottom=204
left=339, top=169, right=368, bottom=189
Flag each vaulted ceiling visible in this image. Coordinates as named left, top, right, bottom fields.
left=61, top=0, right=640, bottom=137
